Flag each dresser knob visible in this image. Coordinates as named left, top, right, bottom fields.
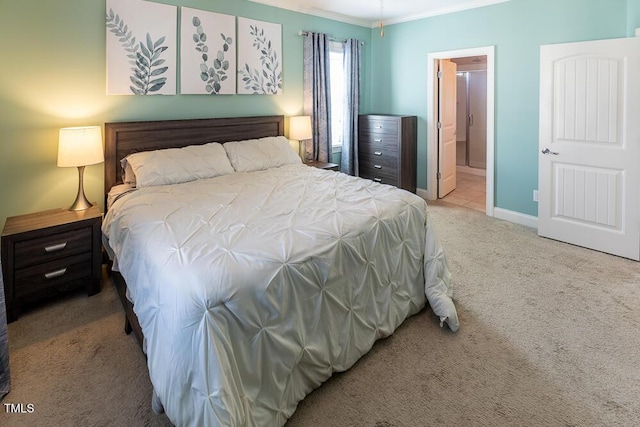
left=374, top=151, right=382, bottom=156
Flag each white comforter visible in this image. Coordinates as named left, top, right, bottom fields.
left=102, top=164, right=458, bottom=426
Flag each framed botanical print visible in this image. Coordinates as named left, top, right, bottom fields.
left=180, top=8, right=236, bottom=95
left=106, top=0, right=177, bottom=95
left=237, top=17, right=282, bottom=95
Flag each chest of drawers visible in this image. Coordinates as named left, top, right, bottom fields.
left=1, top=206, right=102, bottom=322
left=358, top=115, right=417, bottom=192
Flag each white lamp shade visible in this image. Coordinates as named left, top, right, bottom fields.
left=289, top=116, right=312, bottom=141
left=57, top=126, right=104, bottom=167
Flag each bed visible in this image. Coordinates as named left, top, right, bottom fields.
left=102, top=115, right=458, bottom=426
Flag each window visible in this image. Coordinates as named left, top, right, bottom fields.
left=329, top=41, right=345, bottom=151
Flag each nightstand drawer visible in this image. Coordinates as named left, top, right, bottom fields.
left=14, top=252, right=92, bottom=298
left=14, top=227, right=92, bottom=269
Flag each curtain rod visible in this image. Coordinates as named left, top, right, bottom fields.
left=298, top=30, right=365, bottom=45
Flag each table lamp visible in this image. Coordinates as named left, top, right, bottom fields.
left=289, top=116, right=312, bottom=162
left=57, top=126, right=104, bottom=211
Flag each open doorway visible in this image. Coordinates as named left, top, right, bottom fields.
left=426, top=46, right=495, bottom=217
left=442, top=57, right=488, bottom=212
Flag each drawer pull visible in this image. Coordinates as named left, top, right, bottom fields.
left=44, top=242, right=67, bottom=253
left=374, top=178, right=382, bottom=183
left=376, top=125, right=382, bottom=129
left=374, top=151, right=382, bottom=156
left=44, top=268, right=68, bottom=280
left=374, top=165, right=382, bottom=169
left=374, top=139, right=382, bottom=142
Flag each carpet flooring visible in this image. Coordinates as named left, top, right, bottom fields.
left=1, top=200, right=638, bottom=426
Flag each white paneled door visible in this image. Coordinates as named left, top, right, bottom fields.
left=438, top=59, right=457, bottom=198
left=539, top=37, right=640, bottom=260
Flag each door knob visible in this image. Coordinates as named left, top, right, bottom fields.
left=541, top=148, right=559, bottom=155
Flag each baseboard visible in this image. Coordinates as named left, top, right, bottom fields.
left=456, top=165, right=486, bottom=176
left=493, top=207, right=538, bottom=229
left=416, top=188, right=429, bottom=201
left=417, top=188, right=538, bottom=229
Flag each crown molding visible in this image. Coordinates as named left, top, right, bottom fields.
left=245, top=0, right=372, bottom=27
left=373, top=0, right=511, bottom=27
left=247, top=0, right=511, bottom=29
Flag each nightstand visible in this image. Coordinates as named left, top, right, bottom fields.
left=1, top=205, right=102, bottom=323
left=306, top=161, right=339, bottom=171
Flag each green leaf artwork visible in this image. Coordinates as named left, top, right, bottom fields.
left=191, top=16, right=233, bottom=94
left=107, top=8, right=169, bottom=95
left=239, top=24, right=282, bottom=95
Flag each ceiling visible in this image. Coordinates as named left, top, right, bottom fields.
left=247, top=0, right=510, bottom=27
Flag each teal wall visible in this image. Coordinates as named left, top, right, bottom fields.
left=0, top=0, right=370, bottom=230
left=629, top=0, right=640, bottom=35
left=368, top=0, right=628, bottom=216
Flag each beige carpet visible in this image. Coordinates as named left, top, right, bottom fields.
left=1, top=200, right=639, bottom=426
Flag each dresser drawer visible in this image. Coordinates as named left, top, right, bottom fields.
left=360, top=118, right=399, bottom=135
left=14, top=227, right=92, bottom=269
left=359, top=133, right=399, bottom=155
left=359, top=152, right=398, bottom=172
left=360, top=165, right=398, bottom=185
left=14, top=252, right=92, bottom=298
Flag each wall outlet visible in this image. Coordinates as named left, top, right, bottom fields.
left=533, top=190, right=539, bottom=202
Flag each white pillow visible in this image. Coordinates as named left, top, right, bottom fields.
left=122, top=142, right=235, bottom=188
left=223, top=136, right=301, bottom=172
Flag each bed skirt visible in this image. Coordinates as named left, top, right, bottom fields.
left=0, top=260, right=10, bottom=400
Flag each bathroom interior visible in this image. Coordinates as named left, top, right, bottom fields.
left=441, top=55, right=487, bottom=212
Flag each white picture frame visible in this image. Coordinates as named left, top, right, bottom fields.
left=237, top=17, right=282, bottom=95
left=106, top=0, right=177, bottom=95
left=180, top=8, right=236, bottom=95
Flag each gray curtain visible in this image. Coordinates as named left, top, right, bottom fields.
left=303, top=32, right=332, bottom=163
left=341, top=39, right=361, bottom=176
left=0, top=260, right=10, bottom=400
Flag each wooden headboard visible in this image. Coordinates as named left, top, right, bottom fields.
left=104, top=115, right=285, bottom=193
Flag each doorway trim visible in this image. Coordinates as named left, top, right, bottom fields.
left=426, top=46, right=495, bottom=217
